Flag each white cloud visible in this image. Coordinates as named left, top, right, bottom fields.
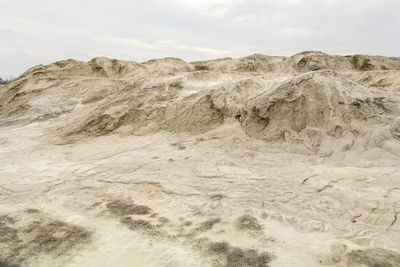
left=279, top=27, right=320, bottom=38
left=170, top=0, right=243, bottom=17
left=1, top=0, right=399, bottom=77
left=95, top=36, right=232, bottom=58
left=287, top=0, right=304, bottom=5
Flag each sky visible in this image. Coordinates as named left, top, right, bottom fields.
left=0, top=0, right=399, bottom=77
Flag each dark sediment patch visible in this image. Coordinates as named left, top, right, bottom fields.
left=188, top=218, right=221, bottom=237
left=183, top=221, right=193, bottom=226
left=119, top=217, right=165, bottom=237
left=346, top=248, right=400, bottom=267
left=24, top=209, right=40, bottom=214
left=0, top=215, right=23, bottom=264
left=0, top=261, right=20, bottom=267
left=107, top=200, right=163, bottom=235
left=0, top=215, right=16, bottom=225
left=208, top=241, right=230, bottom=255
left=158, top=217, right=169, bottom=224
left=196, top=217, right=221, bottom=232
left=235, top=215, right=262, bottom=232
left=29, top=220, right=91, bottom=254
left=120, top=217, right=155, bottom=231
left=0, top=213, right=91, bottom=265
left=208, top=241, right=273, bottom=267
left=106, top=200, right=152, bottom=216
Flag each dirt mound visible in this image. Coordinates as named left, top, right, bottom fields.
left=143, top=57, right=194, bottom=73
left=239, top=70, right=400, bottom=154
left=345, top=70, right=400, bottom=92
left=1, top=52, right=400, bottom=156
left=290, top=51, right=400, bottom=72
left=235, top=54, right=289, bottom=73
left=198, top=51, right=400, bottom=74
left=21, top=57, right=147, bottom=79
left=191, top=57, right=234, bottom=72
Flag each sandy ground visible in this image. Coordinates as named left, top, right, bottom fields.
left=1, top=119, right=399, bottom=266
left=1, top=52, right=400, bottom=266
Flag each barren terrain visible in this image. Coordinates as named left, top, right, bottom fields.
left=1, top=51, right=400, bottom=266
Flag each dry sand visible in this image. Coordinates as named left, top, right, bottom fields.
left=1, top=51, right=400, bottom=266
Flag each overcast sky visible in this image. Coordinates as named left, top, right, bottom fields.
left=1, top=0, right=399, bottom=77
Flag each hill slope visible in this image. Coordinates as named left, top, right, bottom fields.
left=1, top=52, right=400, bottom=156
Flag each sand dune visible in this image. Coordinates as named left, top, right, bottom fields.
left=1, top=52, right=400, bottom=266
